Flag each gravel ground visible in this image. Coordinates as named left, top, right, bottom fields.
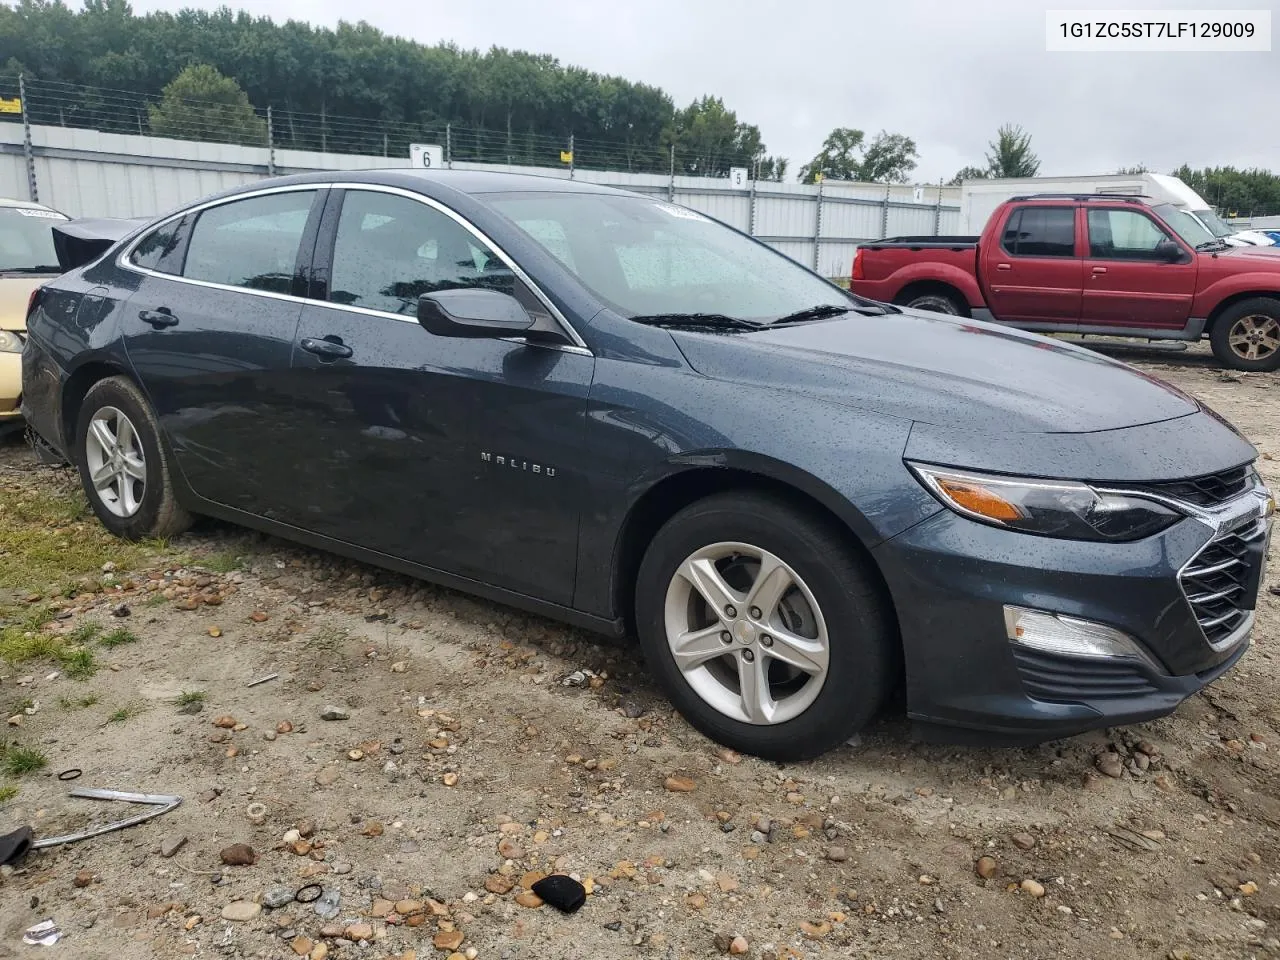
left=0, top=347, right=1277, bottom=960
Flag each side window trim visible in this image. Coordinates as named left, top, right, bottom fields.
left=308, top=187, right=346, bottom=302
left=999, top=208, right=1024, bottom=257
left=1085, top=207, right=1178, bottom=261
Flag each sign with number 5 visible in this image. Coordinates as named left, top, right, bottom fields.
left=729, top=167, right=749, bottom=189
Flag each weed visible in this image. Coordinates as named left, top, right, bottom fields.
left=143, top=593, right=169, bottom=608
left=307, top=625, right=349, bottom=650
left=106, top=703, right=144, bottom=723
left=58, top=693, right=99, bottom=709
left=14, top=697, right=34, bottom=713
left=0, top=784, right=17, bottom=803
left=58, top=647, right=98, bottom=680
left=67, top=621, right=103, bottom=644
left=173, top=690, right=205, bottom=706
left=99, top=627, right=138, bottom=648
left=0, top=744, right=47, bottom=776
left=202, top=551, right=244, bottom=574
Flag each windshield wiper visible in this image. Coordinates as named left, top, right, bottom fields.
left=630, top=312, right=768, bottom=331
left=1195, top=239, right=1231, bottom=252
left=771, top=304, right=852, bottom=325
left=0, top=265, right=61, bottom=274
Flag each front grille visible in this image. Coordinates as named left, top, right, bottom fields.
left=1127, top=465, right=1253, bottom=507
left=1179, top=518, right=1267, bottom=648
left=1011, top=647, right=1157, bottom=702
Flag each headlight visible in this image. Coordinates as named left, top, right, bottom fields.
left=909, top=463, right=1181, bottom=542
left=0, top=330, right=23, bottom=353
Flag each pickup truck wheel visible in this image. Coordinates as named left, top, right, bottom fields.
left=902, top=292, right=964, bottom=316
left=634, top=491, right=894, bottom=761
left=74, top=376, right=193, bottom=541
left=1210, top=299, right=1280, bottom=372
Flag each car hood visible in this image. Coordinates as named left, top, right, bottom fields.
left=0, top=275, right=51, bottom=331
left=671, top=308, right=1198, bottom=434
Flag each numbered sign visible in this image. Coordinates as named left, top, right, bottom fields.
left=409, top=143, right=445, bottom=169
left=729, top=167, right=749, bottom=189
left=913, top=186, right=924, bottom=203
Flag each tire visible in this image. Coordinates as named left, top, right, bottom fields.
left=1209, top=298, right=1280, bottom=372
left=74, top=376, right=192, bottom=541
left=634, top=491, right=895, bottom=761
left=902, top=291, right=964, bottom=316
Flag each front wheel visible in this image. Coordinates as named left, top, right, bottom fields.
left=1210, top=299, right=1280, bottom=372
left=74, top=376, right=192, bottom=541
left=634, top=491, right=895, bottom=761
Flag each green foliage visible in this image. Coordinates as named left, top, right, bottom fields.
left=58, top=693, right=100, bottom=709
left=107, top=703, right=144, bottom=723
left=1117, top=164, right=1150, bottom=174
left=0, top=784, right=17, bottom=803
left=0, top=744, right=47, bottom=776
left=662, top=96, right=767, bottom=177
left=985, top=124, right=1040, bottom=179
left=67, top=621, right=102, bottom=645
left=800, top=127, right=866, bottom=183
left=798, top=127, right=917, bottom=184
left=1171, top=164, right=1280, bottom=217
left=147, top=64, right=266, bottom=144
left=856, top=131, right=919, bottom=184
left=173, top=690, right=205, bottom=706
left=948, top=164, right=990, bottom=185
left=58, top=646, right=98, bottom=680
left=99, top=627, right=138, bottom=648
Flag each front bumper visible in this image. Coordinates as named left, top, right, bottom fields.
left=874, top=486, right=1272, bottom=745
left=0, top=350, right=21, bottom=422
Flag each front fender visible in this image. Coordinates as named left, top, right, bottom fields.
left=1192, top=273, right=1280, bottom=318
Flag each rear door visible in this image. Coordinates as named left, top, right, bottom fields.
left=121, top=186, right=323, bottom=515
left=282, top=186, right=593, bottom=605
left=981, top=205, right=1083, bottom=326
left=1081, top=206, right=1197, bottom=329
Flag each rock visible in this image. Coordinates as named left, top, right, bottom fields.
left=515, top=891, right=545, bottom=908
left=717, top=874, right=739, bottom=893
left=687, top=893, right=707, bottom=909
left=331, top=861, right=352, bottom=875
left=715, top=747, right=742, bottom=765
left=73, top=869, right=94, bottom=888
left=498, top=838, right=525, bottom=860
left=1021, top=878, right=1046, bottom=898
left=344, top=923, right=373, bottom=942
left=263, top=887, right=295, bottom=910
left=1240, top=881, right=1259, bottom=896
left=320, top=706, right=349, bottom=721
left=1012, top=832, right=1035, bottom=850
left=291, top=936, right=314, bottom=956
left=799, top=920, right=831, bottom=939
left=347, top=749, right=364, bottom=761
left=310, top=944, right=329, bottom=960
left=315, top=767, right=339, bottom=786
left=1096, top=753, right=1125, bottom=778
left=750, top=831, right=766, bottom=845
left=976, top=856, right=998, bottom=879
left=825, top=846, right=849, bottom=862
left=442, top=773, right=459, bottom=787
left=729, top=936, right=749, bottom=955
left=277, top=721, right=294, bottom=734
left=485, top=874, right=515, bottom=895
left=221, top=901, right=262, bottom=922
left=664, top=775, right=696, bottom=792
left=433, top=931, right=464, bottom=951
left=313, top=888, right=341, bottom=920
left=219, top=844, right=256, bottom=866
left=395, top=899, right=424, bottom=916
left=213, top=715, right=238, bottom=729
left=250, top=611, right=269, bottom=622
left=320, top=923, right=345, bottom=939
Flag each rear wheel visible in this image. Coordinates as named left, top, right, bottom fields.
left=1210, top=299, right=1280, bottom=372
left=901, top=290, right=964, bottom=316
left=634, top=491, right=895, bottom=761
left=74, top=376, right=192, bottom=541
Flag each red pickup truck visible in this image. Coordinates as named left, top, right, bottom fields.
left=850, top=193, right=1280, bottom=371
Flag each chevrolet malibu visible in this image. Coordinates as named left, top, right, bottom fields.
left=21, top=171, right=1276, bottom=760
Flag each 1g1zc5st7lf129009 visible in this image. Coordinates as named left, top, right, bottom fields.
left=20, top=169, right=1278, bottom=760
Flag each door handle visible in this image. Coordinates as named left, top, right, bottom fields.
left=1091, top=266, right=1107, bottom=278
left=300, top=336, right=353, bottom=361
left=138, top=308, right=178, bottom=328
left=996, top=263, right=1011, bottom=271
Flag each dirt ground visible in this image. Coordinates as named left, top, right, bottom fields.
left=0, top=343, right=1277, bottom=960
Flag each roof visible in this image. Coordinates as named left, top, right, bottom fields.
left=0, top=197, right=64, bottom=213
left=261, top=168, right=631, bottom=197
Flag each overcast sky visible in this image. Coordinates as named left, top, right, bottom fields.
left=128, top=0, right=1279, bottom=183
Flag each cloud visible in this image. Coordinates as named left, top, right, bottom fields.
left=129, top=0, right=1280, bottom=182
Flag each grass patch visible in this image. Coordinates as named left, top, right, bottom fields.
left=58, top=693, right=99, bottom=709
left=0, top=784, right=17, bottom=803
left=67, top=621, right=102, bottom=645
left=99, top=627, right=139, bottom=648
left=14, top=697, right=34, bottom=713
left=172, top=690, right=205, bottom=706
left=106, top=703, right=144, bottom=724
left=58, top=647, right=98, bottom=680
left=201, top=550, right=244, bottom=574
left=0, top=744, right=47, bottom=776
left=307, top=625, right=349, bottom=650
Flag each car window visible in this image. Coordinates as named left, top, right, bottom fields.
left=1001, top=207, right=1075, bottom=257
left=183, top=191, right=316, bottom=293
left=1087, top=209, right=1176, bottom=260
left=130, top=216, right=188, bottom=275
left=0, top=206, right=68, bottom=273
left=329, top=190, right=514, bottom=315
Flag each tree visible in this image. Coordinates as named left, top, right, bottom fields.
left=948, top=165, right=989, bottom=186
left=799, top=127, right=865, bottom=183
left=147, top=64, right=266, bottom=144
left=756, top=155, right=789, bottom=182
left=855, top=131, right=918, bottom=183
left=1170, top=164, right=1280, bottom=217
left=1116, top=164, right=1149, bottom=174
left=666, top=96, right=767, bottom=177
left=985, top=124, right=1039, bottom=178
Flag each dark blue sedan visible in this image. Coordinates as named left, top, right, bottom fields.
left=21, top=171, right=1275, bottom=759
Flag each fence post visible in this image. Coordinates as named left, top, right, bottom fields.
left=18, top=74, right=37, bottom=204
left=880, top=183, right=891, bottom=238
left=934, top=177, right=943, bottom=235
left=568, top=133, right=575, bottom=180
left=812, top=176, right=825, bottom=271
left=266, top=106, right=276, bottom=177
left=446, top=124, right=452, bottom=169
left=749, top=175, right=758, bottom=237
left=668, top=144, right=675, bottom=202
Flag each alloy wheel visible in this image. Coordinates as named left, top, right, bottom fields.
left=1228, top=314, right=1280, bottom=362
left=663, top=541, right=830, bottom=725
left=84, top=406, right=147, bottom=518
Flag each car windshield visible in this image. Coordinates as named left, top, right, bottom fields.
left=1192, top=207, right=1235, bottom=238
left=1151, top=203, right=1215, bottom=247
left=0, top=206, right=68, bottom=273
left=487, top=192, right=854, bottom=322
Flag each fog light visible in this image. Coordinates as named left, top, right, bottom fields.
left=1003, top=606, right=1159, bottom=670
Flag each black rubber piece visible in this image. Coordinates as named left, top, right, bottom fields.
left=294, top=883, right=323, bottom=903
left=531, top=874, right=586, bottom=913
left=57, top=768, right=83, bottom=781
left=0, top=826, right=33, bottom=866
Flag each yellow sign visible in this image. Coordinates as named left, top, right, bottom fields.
left=814, top=172, right=824, bottom=183
left=0, top=97, right=21, bottom=114
left=560, top=150, right=573, bottom=164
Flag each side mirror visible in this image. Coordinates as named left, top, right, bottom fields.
left=1155, top=239, right=1186, bottom=263
left=418, top=289, right=535, bottom=339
